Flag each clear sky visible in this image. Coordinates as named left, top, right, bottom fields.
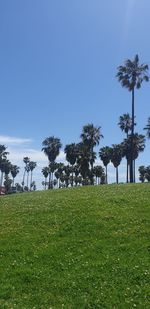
left=0, top=0, right=150, bottom=187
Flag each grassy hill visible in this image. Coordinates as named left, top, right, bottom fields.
left=0, top=184, right=150, bottom=309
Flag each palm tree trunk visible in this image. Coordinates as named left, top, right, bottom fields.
left=126, top=133, right=129, bottom=183
left=48, top=172, right=51, bottom=189
left=126, top=161, right=128, bottom=183
left=134, top=159, right=136, bottom=183
left=30, top=171, right=33, bottom=190
left=105, top=165, right=108, bottom=184
left=71, top=165, right=74, bottom=187
left=27, top=172, right=29, bottom=189
left=52, top=172, right=54, bottom=189
left=91, top=147, right=94, bottom=185
left=0, top=172, right=4, bottom=187
left=130, top=88, right=135, bottom=183
left=22, top=170, right=26, bottom=190
left=116, top=167, right=119, bottom=184
left=132, top=88, right=135, bottom=135
left=13, top=177, right=15, bottom=187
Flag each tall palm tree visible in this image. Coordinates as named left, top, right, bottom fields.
left=26, top=164, right=30, bottom=190
left=42, top=136, right=62, bottom=189
left=64, top=143, right=78, bottom=187
left=110, top=144, right=123, bottom=184
left=49, top=162, right=57, bottom=188
left=117, top=55, right=149, bottom=182
left=99, top=146, right=111, bottom=184
left=144, top=117, right=150, bottom=139
left=42, top=166, right=49, bottom=189
left=118, top=113, right=133, bottom=183
left=22, top=157, right=30, bottom=190
left=11, top=165, right=20, bottom=186
left=81, top=124, right=103, bottom=184
left=29, top=161, right=37, bottom=190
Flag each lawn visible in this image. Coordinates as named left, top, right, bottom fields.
left=0, top=184, right=150, bottom=309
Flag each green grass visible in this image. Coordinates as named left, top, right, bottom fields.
left=0, top=184, right=150, bottom=309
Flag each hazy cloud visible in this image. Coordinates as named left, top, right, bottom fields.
left=0, top=135, right=32, bottom=146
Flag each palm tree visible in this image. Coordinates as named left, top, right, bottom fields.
left=54, top=170, right=60, bottom=188
left=93, top=165, right=104, bottom=185
left=11, top=165, right=20, bottom=186
left=55, top=162, right=64, bottom=188
left=99, top=146, right=111, bottom=184
left=74, top=165, right=80, bottom=177
left=42, top=166, right=49, bottom=189
left=64, top=143, right=78, bottom=187
left=0, top=159, right=7, bottom=187
left=110, top=144, right=123, bottom=184
left=123, top=134, right=145, bottom=182
left=77, top=142, right=92, bottom=182
left=80, top=124, right=103, bottom=184
left=145, top=166, right=150, bottom=182
left=63, top=165, right=71, bottom=188
left=0, top=145, right=9, bottom=187
left=42, top=136, right=62, bottom=189
left=0, top=145, right=8, bottom=160
left=3, top=160, right=11, bottom=176
left=50, top=162, right=57, bottom=181
left=74, top=175, right=82, bottom=187
left=22, top=157, right=30, bottom=189
left=118, top=113, right=133, bottom=136
left=29, top=161, right=37, bottom=190
left=26, top=164, right=30, bottom=190
left=2, top=160, right=12, bottom=193
left=144, top=117, right=150, bottom=139
left=118, top=113, right=133, bottom=183
left=138, top=166, right=146, bottom=183
left=117, top=55, right=149, bottom=182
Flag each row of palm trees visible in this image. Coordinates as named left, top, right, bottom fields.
left=0, top=145, right=20, bottom=192
left=41, top=124, right=105, bottom=188
left=0, top=147, right=37, bottom=193
left=22, top=157, right=37, bottom=191
left=41, top=163, right=105, bottom=189
left=41, top=118, right=148, bottom=188
left=0, top=113, right=149, bottom=193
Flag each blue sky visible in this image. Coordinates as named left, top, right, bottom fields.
left=0, top=0, right=150, bottom=187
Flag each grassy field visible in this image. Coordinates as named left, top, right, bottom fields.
left=0, top=184, right=150, bottom=309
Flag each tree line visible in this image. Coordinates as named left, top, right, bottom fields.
left=0, top=55, right=150, bottom=193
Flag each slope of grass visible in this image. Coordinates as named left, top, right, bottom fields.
left=0, top=184, right=150, bottom=309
